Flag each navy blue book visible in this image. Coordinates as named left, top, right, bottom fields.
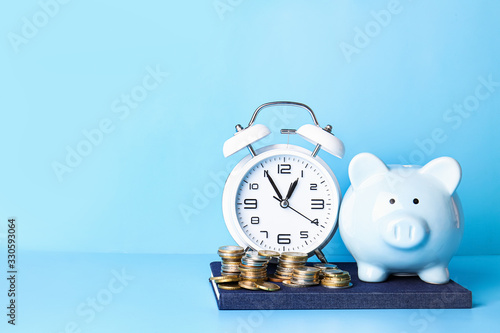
left=209, top=262, right=472, bottom=310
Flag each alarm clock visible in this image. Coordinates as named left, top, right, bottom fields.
left=222, top=101, right=345, bottom=262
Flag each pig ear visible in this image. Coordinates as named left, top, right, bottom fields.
left=349, top=153, right=389, bottom=189
left=419, top=157, right=462, bottom=195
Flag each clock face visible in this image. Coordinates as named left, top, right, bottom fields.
left=223, top=145, right=340, bottom=255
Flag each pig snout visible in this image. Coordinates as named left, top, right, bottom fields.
left=379, top=214, right=429, bottom=249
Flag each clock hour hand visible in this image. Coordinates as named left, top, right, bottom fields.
left=267, top=174, right=283, bottom=200
left=285, top=178, right=299, bottom=201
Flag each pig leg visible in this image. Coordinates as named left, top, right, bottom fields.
left=418, top=266, right=450, bottom=284
left=357, top=262, right=389, bottom=282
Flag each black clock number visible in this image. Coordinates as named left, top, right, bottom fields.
left=300, top=231, right=309, bottom=239
left=311, top=219, right=319, bottom=226
left=249, top=183, right=259, bottom=190
left=244, top=199, right=257, bottom=209
left=277, top=234, right=291, bottom=244
left=311, top=199, right=324, bottom=209
left=310, top=183, right=317, bottom=190
left=277, top=164, right=291, bottom=174
left=251, top=216, right=259, bottom=224
left=260, top=230, right=268, bottom=238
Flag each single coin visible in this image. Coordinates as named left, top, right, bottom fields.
left=245, top=251, right=268, bottom=260
left=210, top=275, right=241, bottom=283
left=218, top=282, right=242, bottom=290
left=295, top=266, right=320, bottom=273
left=239, top=273, right=266, bottom=278
left=268, top=275, right=284, bottom=283
left=219, top=255, right=244, bottom=260
left=323, top=274, right=351, bottom=281
left=218, top=249, right=244, bottom=255
left=238, top=280, right=260, bottom=290
left=238, top=264, right=267, bottom=272
left=242, top=277, right=268, bottom=282
left=321, top=280, right=351, bottom=286
left=256, top=281, right=280, bottom=292
left=218, top=245, right=244, bottom=253
left=220, top=267, right=241, bottom=272
left=240, top=272, right=267, bottom=276
left=290, top=279, right=320, bottom=286
left=321, top=282, right=353, bottom=289
left=282, top=280, right=310, bottom=288
left=278, top=259, right=307, bottom=265
left=258, top=250, right=280, bottom=258
left=281, top=252, right=308, bottom=259
left=314, top=263, right=338, bottom=270
left=323, top=268, right=344, bottom=275
left=221, top=266, right=241, bottom=270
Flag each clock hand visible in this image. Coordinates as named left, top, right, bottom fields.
left=285, top=178, right=299, bottom=201
left=273, top=196, right=318, bottom=226
left=267, top=174, right=283, bottom=200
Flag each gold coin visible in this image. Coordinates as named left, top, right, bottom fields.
left=278, top=263, right=306, bottom=269
left=219, top=256, right=244, bottom=261
left=240, top=272, right=267, bottom=277
left=242, top=277, right=267, bottom=282
left=218, top=282, right=242, bottom=290
left=238, top=280, right=260, bottom=290
left=280, top=252, right=308, bottom=259
left=279, top=258, right=307, bottom=263
left=321, top=282, right=353, bottom=289
left=321, top=280, right=351, bottom=286
left=210, top=275, right=241, bottom=283
left=258, top=250, right=280, bottom=258
left=323, top=275, right=350, bottom=281
left=255, top=281, right=280, bottom=292
left=239, top=265, right=267, bottom=270
left=268, top=275, right=284, bottom=283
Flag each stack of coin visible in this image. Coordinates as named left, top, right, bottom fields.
left=313, top=263, right=338, bottom=279
left=218, top=245, right=245, bottom=276
left=288, top=266, right=321, bottom=286
left=321, top=268, right=352, bottom=288
left=239, top=251, right=270, bottom=282
left=273, top=252, right=308, bottom=281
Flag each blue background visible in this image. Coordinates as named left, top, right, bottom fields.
left=1, top=0, right=499, bottom=256
left=1, top=1, right=500, bottom=332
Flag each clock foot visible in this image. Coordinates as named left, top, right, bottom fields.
left=314, top=249, right=328, bottom=263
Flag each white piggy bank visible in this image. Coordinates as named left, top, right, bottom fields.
left=339, top=153, right=463, bottom=284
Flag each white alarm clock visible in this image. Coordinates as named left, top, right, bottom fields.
left=222, top=101, right=345, bottom=262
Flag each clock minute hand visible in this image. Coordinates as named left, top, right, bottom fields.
left=267, top=174, right=283, bottom=200
left=273, top=196, right=318, bottom=226
left=285, top=178, right=299, bottom=201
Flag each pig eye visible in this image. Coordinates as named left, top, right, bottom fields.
left=413, top=198, right=419, bottom=204
left=389, top=198, right=396, bottom=204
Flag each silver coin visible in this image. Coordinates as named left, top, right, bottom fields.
left=313, top=263, right=338, bottom=270
left=282, top=280, right=312, bottom=288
